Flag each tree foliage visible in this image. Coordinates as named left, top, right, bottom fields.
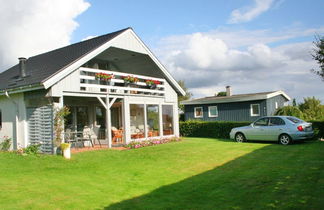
left=177, top=80, right=193, bottom=111
left=275, top=106, right=304, bottom=119
left=275, top=97, right=324, bottom=121
left=299, top=97, right=324, bottom=121
left=216, top=92, right=227, bottom=97
left=311, top=35, right=324, bottom=80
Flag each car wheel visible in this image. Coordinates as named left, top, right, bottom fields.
left=235, top=133, right=245, bottom=143
left=279, top=134, right=291, bottom=145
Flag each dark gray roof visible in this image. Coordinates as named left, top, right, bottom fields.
left=181, top=90, right=290, bottom=105
left=0, top=28, right=129, bottom=91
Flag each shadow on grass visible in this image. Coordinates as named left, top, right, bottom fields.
left=105, top=140, right=323, bottom=210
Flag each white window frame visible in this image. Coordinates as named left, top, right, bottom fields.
left=208, top=106, right=218, bottom=117
left=194, top=107, right=203, bottom=118
left=250, top=104, right=260, bottom=116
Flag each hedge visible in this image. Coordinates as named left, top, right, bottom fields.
left=179, top=121, right=250, bottom=139
left=311, top=121, right=324, bottom=139
left=180, top=120, right=324, bottom=139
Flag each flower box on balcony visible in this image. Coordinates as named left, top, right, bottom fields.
left=145, top=79, right=161, bottom=89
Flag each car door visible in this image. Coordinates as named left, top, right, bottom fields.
left=248, top=117, right=269, bottom=140
left=267, top=117, right=286, bottom=141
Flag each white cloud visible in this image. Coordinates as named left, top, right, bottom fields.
left=228, top=0, right=275, bottom=24
left=156, top=28, right=324, bottom=103
left=81, top=35, right=98, bottom=41
left=0, top=0, right=90, bottom=71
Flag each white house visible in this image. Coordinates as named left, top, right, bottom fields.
left=0, top=27, right=185, bottom=153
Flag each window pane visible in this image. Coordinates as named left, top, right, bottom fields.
left=195, top=107, right=203, bottom=118
left=252, top=104, right=260, bottom=115
left=64, top=106, right=73, bottom=130
left=162, top=105, right=173, bottom=135
left=147, top=105, right=159, bottom=137
left=0, top=110, right=2, bottom=128
left=209, top=106, right=218, bottom=117
left=254, top=118, right=269, bottom=126
left=76, top=107, right=88, bottom=131
left=130, top=104, right=145, bottom=139
left=270, top=117, right=285, bottom=126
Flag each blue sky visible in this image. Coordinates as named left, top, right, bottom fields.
left=0, top=0, right=323, bottom=102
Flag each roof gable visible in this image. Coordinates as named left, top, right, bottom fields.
left=0, top=28, right=128, bottom=92
left=0, top=27, right=185, bottom=96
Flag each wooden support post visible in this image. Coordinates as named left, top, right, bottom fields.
left=106, top=94, right=112, bottom=148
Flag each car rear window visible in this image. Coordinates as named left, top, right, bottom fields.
left=287, top=117, right=304, bottom=124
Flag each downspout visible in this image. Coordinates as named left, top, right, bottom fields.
left=5, top=91, right=19, bottom=150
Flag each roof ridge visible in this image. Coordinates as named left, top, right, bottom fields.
left=27, top=27, right=130, bottom=60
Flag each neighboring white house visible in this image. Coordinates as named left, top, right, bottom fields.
left=0, top=27, right=185, bottom=153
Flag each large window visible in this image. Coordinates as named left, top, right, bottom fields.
left=130, top=104, right=145, bottom=139
left=250, top=104, right=260, bottom=116
left=96, top=106, right=106, bottom=129
left=194, top=107, right=203, bottom=118
left=147, top=105, right=160, bottom=137
left=208, top=106, right=218, bottom=117
left=162, top=105, right=173, bottom=135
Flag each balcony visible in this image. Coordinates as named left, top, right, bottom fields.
left=79, top=67, right=165, bottom=97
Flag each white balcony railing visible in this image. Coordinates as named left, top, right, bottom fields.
left=79, top=67, right=165, bottom=97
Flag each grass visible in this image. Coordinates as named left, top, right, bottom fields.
left=0, top=138, right=323, bottom=209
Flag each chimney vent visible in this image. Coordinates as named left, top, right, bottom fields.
left=226, top=86, right=232, bottom=96
left=18, top=57, right=27, bottom=78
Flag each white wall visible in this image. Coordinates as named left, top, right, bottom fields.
left=0, top=93, right=27, bottom=150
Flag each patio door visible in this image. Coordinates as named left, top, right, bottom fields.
left=65, top=106, right=89, bottom=131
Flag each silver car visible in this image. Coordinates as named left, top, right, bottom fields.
left=230, top=116, right=314, bottom=145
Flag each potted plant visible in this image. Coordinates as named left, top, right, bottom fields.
left=145, top=79, right=161, bottom=89
left=60, top=143, right=71, bottom=159
left=95, top=72, right=114, bottom=85
left=122, top=75, right=139, bottom=86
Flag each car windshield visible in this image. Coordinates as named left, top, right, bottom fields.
left=287, top=117, right=304, bottom=124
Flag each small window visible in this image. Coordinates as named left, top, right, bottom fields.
left=194, top=107, right=203, bottom=118
left=250, top=104, right=260, bottom=116
left=254, top=118, right=269, bottom=126
left=275, top=102, right=278, bottom=109
left=208, top=106, right=218, bottom=117
left=269, top=117, right=285, bottom=126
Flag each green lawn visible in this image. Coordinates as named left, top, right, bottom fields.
left=0, top=138, right=323, bottom=209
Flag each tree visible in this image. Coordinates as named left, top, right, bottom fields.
left=292, top=98, right=297, bottom=106
left=177, top=80, right=193, bottom=111
left=216, top=92, right=227, bottom=97
left=299, top=97, right=324, bottom=121
left=274, top=106, right=304, bottom=119
left=311, top=35, right=324, bottom=80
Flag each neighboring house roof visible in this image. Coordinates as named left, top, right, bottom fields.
left=0, top=27, right=185, bottom=96
left=181, top=90, right=291, bottom=105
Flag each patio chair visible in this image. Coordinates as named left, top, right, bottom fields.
left=92, top=125, right=101, bottom=147
left=76, top=126, right=94, bottom=147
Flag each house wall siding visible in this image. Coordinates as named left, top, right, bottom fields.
left=266, top=95, right=288, bottom=115
left=184, top=99, right=267, bottom=122
left=0, top=93, right=27, bottom=150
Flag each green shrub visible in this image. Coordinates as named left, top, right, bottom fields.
left=180, top=121, right=250, bottom=139
left=0, top=136, right=11, bottom=151
left=24, top=144, right=41, bottom=155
